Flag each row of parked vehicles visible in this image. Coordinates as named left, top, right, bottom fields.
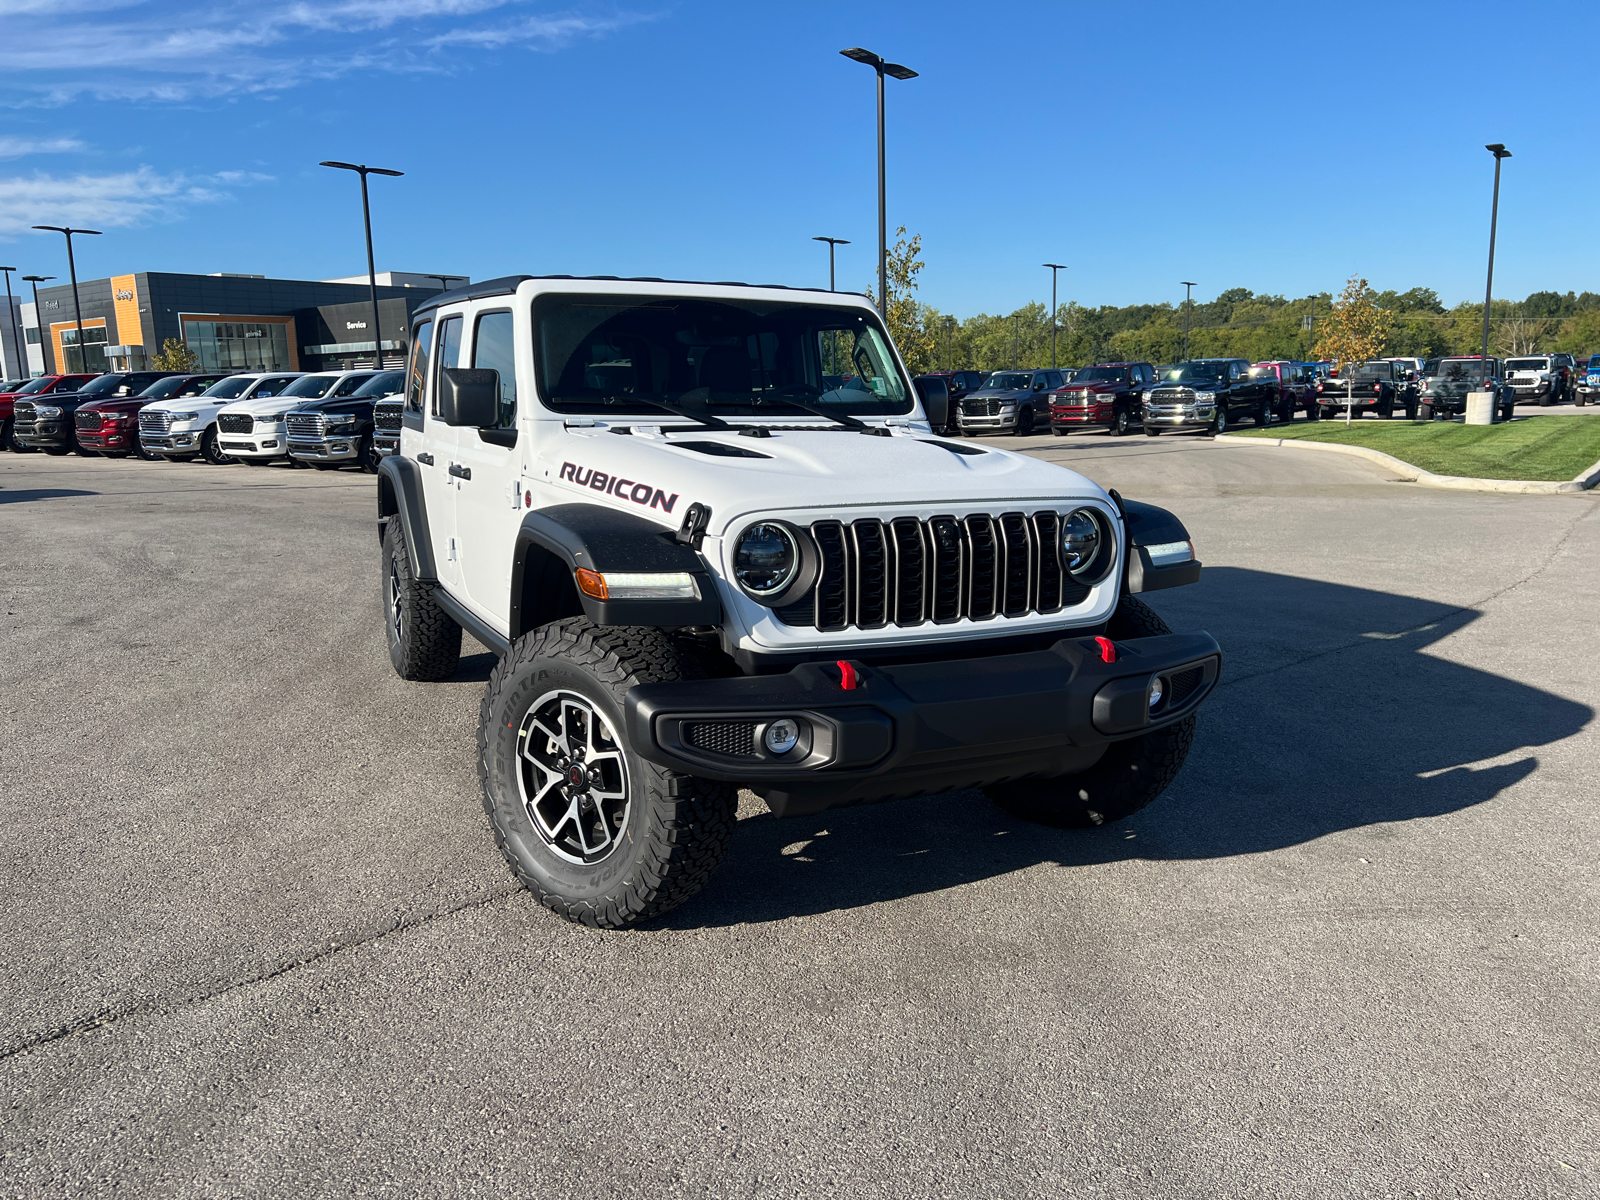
left=911, top=350, right=1598, bottom=438
left=0, top=367, right=409, bottom=468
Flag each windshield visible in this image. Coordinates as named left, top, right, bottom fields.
left=983, top=372, right=1034, bottom=391
left=1428, top=360, right=1492, bottom=381
left=281, top=375, right=338, bottom=399
left=78, top=374, right=126, bottom=397
left=201, top=376, right=254, bottom=400
left=351, top=370, right=404, bottom=398
left=1347, top=363, right=1388, bottom=378
left=1504, top=358, right=1548, bottom=371
left=1072, top=366, right=1130, bottom=383
left=533, top=294, right=913, bottom=417
left=140, top=375, right=197, bottom=398
left=1170, top=363, right=1227, bottom=382
left=15, top=377, right=58, bottom=394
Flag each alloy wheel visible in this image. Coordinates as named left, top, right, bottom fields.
left=516, top=689, right=631, bottom=865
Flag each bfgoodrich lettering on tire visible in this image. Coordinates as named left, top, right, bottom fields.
left=478, top=618, right=737, bottom=928
left=383, top=518, right=461, bottom=681
left=984, top=594, right=1197, bottom=828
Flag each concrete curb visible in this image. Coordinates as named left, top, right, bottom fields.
left=1216, top=434, right=1600, bottom=495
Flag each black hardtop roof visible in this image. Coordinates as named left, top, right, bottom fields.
left=413, top=273, right=854, bottom=319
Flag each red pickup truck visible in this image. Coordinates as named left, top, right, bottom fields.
left=1, top=374, right=98, bottom=453
left=1048, top=362, right=1158, bottom=436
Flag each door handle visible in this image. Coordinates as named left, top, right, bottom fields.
left=417, top=452, right=434, bottom=465
left=449, top=463, right=471, bottom=480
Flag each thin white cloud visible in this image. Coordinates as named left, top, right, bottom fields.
left=0, top=135, right=86, bottom=159
left=0, top=167, right=270, bottom=235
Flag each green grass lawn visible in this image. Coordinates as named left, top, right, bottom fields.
left=1230, top=415, right=1600, bottom=481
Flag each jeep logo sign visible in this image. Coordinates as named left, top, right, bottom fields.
left=115, top=289, right=134, bottom=301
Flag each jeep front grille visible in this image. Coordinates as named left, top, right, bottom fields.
left=774, top=511, right=1090, bottom=631
left=140, top=411, right=172, bottom=434
left=285, top=413, right=325, bottom=439
left=373, top=405, right=403, bottom=432
left=217, top=413, right=254, bottom=434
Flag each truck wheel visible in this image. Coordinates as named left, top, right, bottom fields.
left=1018, top=409, right=1035, bottom=436
left=1112, top=408, right=1131, bottom=437
left=359, top=434, right=380, bottom=474
left=478, top=618, right=738, bottom=928
left=383, top=518, right=461, bottom=681
left=985, top=595, right=1197, bottom=828
left=199, top=427, right=232, bottom=465
left=1209, top=407, right=1228, bottom=437
left=1305, top=403, right=1320, bottom=422
left=1256, top=400, right=1272, bottom=427
left=1144, top=426, right=1160, bottom=437
left=1404, top=401, right=1418, bottom=420
left=1419, top=403, right=1433, bottom=421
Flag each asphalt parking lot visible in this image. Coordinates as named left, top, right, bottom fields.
left=3, top=442, right=1597, bottom=1200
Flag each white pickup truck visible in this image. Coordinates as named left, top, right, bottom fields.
left=377, top=276, right=1220, bottom=928
left=140, top=371, right=303, bottom=464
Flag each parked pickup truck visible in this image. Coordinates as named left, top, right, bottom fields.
left=140, top=371, right=303, bottom=464
left=1048, top=363, right=1157, bottom=437
left=1311, top=360, right=1417, bottom=420
left=0, top=373, right=98, bottom=453
left=285, top=369, right=405, bottom=471
left=74, top=373, right=228, bottom=457
left=957, top=369, right=1068, bottom=435
left=14, top=371, right=185, bottom=455
left=1141, top=358, right=1276, bottom=435
left=373, top=395, right=404, bottom=457
left=218, top=369, right=380, bottom=465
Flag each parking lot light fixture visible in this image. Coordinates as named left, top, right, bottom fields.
left=1044, top=263, right=1066, bottom=368
left=1181, top=282, right=1197, bottom=362
left=812, top=237, right=850, bottom=291
left=839, top=48, right=917, bottom=318
left=31, top=226, right=101, bottom=373
left=1482, top=144, right=1511, bottom=372
left=21, top=275, right=56, bottom=373
left=0, top=266, right=21, bottom=378
left=320, top=161, right=405, bottom=369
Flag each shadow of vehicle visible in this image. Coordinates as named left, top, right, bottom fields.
left=662, top=568, right=1591, bottom=928
left=0, top=488, right=98, bottom=505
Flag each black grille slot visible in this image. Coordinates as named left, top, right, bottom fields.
left=852, top=519, right=890, bottom=629
left=1167, top=666, right=1204, bottom=708
left=812, top=521, right=851, bottom=631
left=75, top=410, right=102, bottom=431
left=964, top=515, right=998, bottom=620
left=928, top=515, right=965, bottom=623
left=1033, top=511, right=1063, bottom=612
left=890, top=516, right=926, bottom=625
left=997, top=512, right=1033, bottom=617
left=684, top=721, right=756, bottom=757
left=217, top=413, right=254, bottom=433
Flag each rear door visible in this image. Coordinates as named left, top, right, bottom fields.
left=417, top=315, right=463, bottom=592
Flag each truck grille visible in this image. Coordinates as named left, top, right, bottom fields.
left=140, top=411, right=172, bottom=435
left=74, top=410, right=104, bottom=431
left=962, top=399, right=1003, bottom=417
left=373, top=405, right=403, bottom=432
left=13, top=401, right=38, bottom=434
left=1148, top=388, right=1195, bottom=404
left=775, top=511, right=1092, bottom=631
left=217, top=413, right=254, bottom=434
left=285, top=413, right=325, bottom=439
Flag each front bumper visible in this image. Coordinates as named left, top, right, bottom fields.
left=16, top=421, right=67, bottom=448
left=958, top=412, right=1020, bottom=432
left=142, top=430, right=201, bottom=454
left=1510, top=382, right=1551, bottom=400
left=1051, top=402, right=1117, bottom=428
left=221, top=427, right=287, bottom=458
left=76, top=427, right=137, bottom=451
left=374, top=432, right=400, bottom=456
left=625, top=630, right=1222, bottom=817
left=288, top=435, right=360, bottom=461
left=1142, top=403, right=1214, bottom=430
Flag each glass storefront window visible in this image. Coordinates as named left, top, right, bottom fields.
left=180, top=319, right=292, bottom=371
left=60, top=325, right=109, bottom=374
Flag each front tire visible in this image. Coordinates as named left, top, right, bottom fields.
left=985, top=595, right=1197, bottom=828
left=1112, top=408, right=1131, bottom=437
left=1209, top=407, right=1228, bottom=437
left=478, top=618, right=738, bottom=928
left=383, top=518, right=461, bottom=681
left=359, top=434, right=379, bottom=474
left=199, top=426, right=232, bottom=465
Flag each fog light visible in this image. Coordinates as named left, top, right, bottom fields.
left=1149, top=677, right=1164, bottom=709
left=763, top=719, right=800, bottom=756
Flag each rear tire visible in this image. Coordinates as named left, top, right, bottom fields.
left=1419, top=403, right=1433, bottom=421
left=383, top=518, right=461, bottom=682
left=478, top=618, right=738, bottom=928
left=985, top=595, right=1197, bottom=829
left=1305, top=402, right=1321, bottom=422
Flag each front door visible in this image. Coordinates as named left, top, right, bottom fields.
left=453, top=307, right=525, bottom=631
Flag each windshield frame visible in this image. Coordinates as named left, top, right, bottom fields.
left=199, top=376, right=255, bottom=401
left=530, top=292, right=916, bottom=420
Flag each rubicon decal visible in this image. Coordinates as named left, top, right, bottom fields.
left=559, top=461, right=680, bottom=514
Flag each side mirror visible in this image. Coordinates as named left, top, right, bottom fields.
left=916, top=380, right=949, bottom=430
left=439, top=367, right=499, bottom=427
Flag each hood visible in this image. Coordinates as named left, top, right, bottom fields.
left=289, top=396, right=372, bottom=416
left=540, top=424, right=1109, bottom=538
left=77, top=397, right=157, bottom=416
left=1054, top=381, right=1123, bottom=396
left=219, top=393, right=309, bottom=417
left=965, top=387, right=1031, bottom=401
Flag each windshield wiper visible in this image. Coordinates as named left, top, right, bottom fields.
left=588, top=390, right=732, bottom=431
left=762, top=384, right=879, bottom=432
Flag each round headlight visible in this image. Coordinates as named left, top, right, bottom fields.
left=734, top=522, right=799, bottom=597
left=1061, top=508, right=1103, bottom=575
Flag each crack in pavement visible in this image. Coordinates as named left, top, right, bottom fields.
left=0, top=882, right=521, bottom=1063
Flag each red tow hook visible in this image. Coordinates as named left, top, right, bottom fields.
left=1094, top=637, right=1117, bottom=664
left=836, top=660, right=859, bottom=690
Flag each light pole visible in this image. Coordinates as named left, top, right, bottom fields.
left=1181, top=281, right=1197, bottom=362
left=1482, top=144, right=1511, bottom=372
left=320, top=161, right=404, bottom=368
left=32, top=225, right=101, bottom=373
left=22, top=275, right=56, bottom=373
left=0, top=266, right=21, bottom=378
left=1043, top=263, right=1066, bottom=368
left=840, top=48, right=917, bottom=317
left=812, top=237, right=850, bottom=291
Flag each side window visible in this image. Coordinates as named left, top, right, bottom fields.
left=406, top=319, right=433, bottom=413
left=333, top=374, right=372, bottom=398
left=431, top=315, right=463, bottom=417
left=254, top=376, right=295, bottom=397
left=471, top=310, right=518, bottom=429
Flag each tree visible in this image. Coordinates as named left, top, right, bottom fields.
left=1494, top=316, right=1553, bottom=358
left=151, top=337, right=201, bottom=371
left=1314, top=276, right=1394, bottom=423
left=866, top=226, right=937, bottom=375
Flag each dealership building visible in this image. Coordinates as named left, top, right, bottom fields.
left=18, top=270, right=468, bottom=377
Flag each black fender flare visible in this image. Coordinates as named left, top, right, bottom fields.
left=1109, top=492, right=1203, bottom=593
left=376, top=455, right=435, bottom=581
left=510, top=503, right=722, bottom=638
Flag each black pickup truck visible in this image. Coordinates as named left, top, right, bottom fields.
left=1310, top=360, right=1417, bottom=420
left=1141, top=358, right=1278, bottom=435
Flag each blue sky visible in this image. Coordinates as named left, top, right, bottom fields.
left=2, top=0, right=1597, bottom=317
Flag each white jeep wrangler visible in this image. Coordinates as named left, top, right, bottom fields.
left=378, top=276, right=1220, bottom=928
